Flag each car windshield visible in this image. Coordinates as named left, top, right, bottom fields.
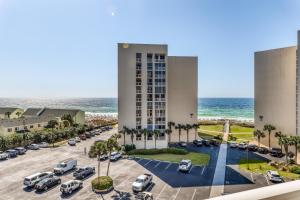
left=135, top=178, right=144, bottom=183
left=61, top=184, right=67, bottom=188
left=76, top=168, right=84, bottom=172
left=180, top=161, right=188, bottom=166
left=57, top=163, right=66, bottom=168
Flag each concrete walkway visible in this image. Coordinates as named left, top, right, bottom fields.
left=210, top=120, right=230, bottom=198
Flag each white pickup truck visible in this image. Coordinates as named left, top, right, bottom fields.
left=54, top=159, right=77, bottom=175
left=132, top=174, right=153, bottom=193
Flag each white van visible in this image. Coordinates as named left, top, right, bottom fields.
left=54, top=159, right=77, bottom=175
left=23, top=172, right=54, bottom=187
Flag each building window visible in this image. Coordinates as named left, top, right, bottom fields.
left=136, top=53, right=142, bottom=62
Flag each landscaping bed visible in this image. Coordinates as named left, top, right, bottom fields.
left=91, top=176, right=113, bottom=193
left=239, top=159, right=300, bottom=180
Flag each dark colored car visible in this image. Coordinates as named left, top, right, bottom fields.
left=35, top=176, right=61, bottom=191
left=269, top=148, right=284, bottom=158
left=6, top=149, right=18, bottom=158
left=193, top=139, right=203, bottom=147
left=179, top=142, right=187, bottom=147
left=258, top=147, right=269, bottom=154
left=85, top=132, right=91, bottom=138
left=210, top=139, right=220, bottom=146
left=79, top=134, right=86, bottom=140
left=15, top=147, right=27, bottom=155
left=248, top=144, right=258, bottom=151
left=203, top=139, right=211, bottom=146
left=73, top=166, right=95, bottom=179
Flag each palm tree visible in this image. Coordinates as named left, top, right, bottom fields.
left=127, top=129, right=136, bottom=146
left=263, top=124, right=276, bottom=149
left=119, top=126, right=127, bottom=146
left=192, top=123, right=200, bottom=140
left=0, top=135, right=7, bottom=151
left=61, top=114, right=74, bottom=126
left=106, top=134, right=120, bottom=176
left=175, top=124, right=183, bottom=142
left=47, top=120, right=59, bottom=147
left=153, top=129, right=160, bottom=149
left=165, top=129, right=172, bottom=146
left=141, top=128, right=148, bottom=149
left=281, top=135, right=292, bottom=163
left=5, top=112, right=11, bottom=119
left=275, top=131, right=283, bottom=151
left=15, top=111, right=22, bottom=118
left=184, top=124, right=192, bottom=143
left=89, top=141, right=107, bottom=184
left=167, top=121, right=175, bottom=143
left=253, top=130, right=265, bottom=147
left=290, top=136, right=300, bottom=163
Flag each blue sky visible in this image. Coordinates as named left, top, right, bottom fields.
left=0, top=0, right=300, bottom=98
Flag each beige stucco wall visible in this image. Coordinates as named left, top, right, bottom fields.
left=0, top=108, right=24, bottom=119
left=168, top=56, right=198, bottom=142
left=255, top=46, right=297, bottom=147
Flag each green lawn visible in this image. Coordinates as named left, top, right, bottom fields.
left=230, top=125, right=254, bottom=133
left=200, top=125, right=224, bottom=132
left=198, top=131, right=223, bottom=140
left=239, top=159, right=299, bottom=180
left=132, top=152, right=210, bottom=166
left=229, top=132, right=254, bottom=142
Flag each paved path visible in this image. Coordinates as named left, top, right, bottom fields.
left=209, top=143, right=228, bottom=198
left=223, top=120, right=230, bottom=142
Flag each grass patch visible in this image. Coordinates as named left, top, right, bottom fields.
left=198, top=131, right=223, bottom=140
left=132, top=152, right=210, bottom=166
left=239, top=159, right=299, bottom=180
left=200, top=125, right=224, bottom=132
left=230, top=125, right=254, bottom=133
left=229, top=132, right=254, bottom=142
left=92, top=176, right=113, bottom=190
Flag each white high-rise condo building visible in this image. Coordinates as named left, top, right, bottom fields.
left=255, top=31, right=300, bottom=152
left=118, top=43, right=198, bottom=149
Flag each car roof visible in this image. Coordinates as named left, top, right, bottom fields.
left=181, top=159, right=191, bottom=163
left=269, top=170, right=279, bottom=175
left=137, top=174, right=147, bottom=179
left=26, top=172, right=42, bottom=178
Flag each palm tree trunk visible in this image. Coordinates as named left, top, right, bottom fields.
left=195, top=128, right=197, bottom=140
left=155, top=138, right=156, bottom=149
left=106, top=151, right=111, bottom=176
left=52, top=128, right=54, bottom=148
left=187, top=130, right=189, bottom=143
left=268, top=131, right=271, bottom=148
left=179, top=129, right=181, bottom=142
left=295, top=145, right=298, bottom=163
left=144, top=137, right=146, bottom=149
left=123, top=134, right=125, bottom=146
left=97, top=155, right=101, bottom=184
left=258, top=137, right=260, bottom=147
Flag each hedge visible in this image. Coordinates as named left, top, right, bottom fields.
left=92, top=176, right=113, bottom=190
left=127, top=148, right=188, bottom=155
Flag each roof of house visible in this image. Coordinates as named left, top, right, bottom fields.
left=0, top=107, right=20, bottom=115
left=0, top=116, right=54, bottom=128
left=23, top=108, right=82, bottom=118
left=22, top=108, right=41, bottom=116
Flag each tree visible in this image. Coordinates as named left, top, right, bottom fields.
left=47, top=120, right=59, bottom=147
left=175, top=124, right=183, bottom=142
left=127, top=129, right=136, bottom=146
left=165, top=129, right=172, bottom=146
left=263, top=124, right=276, bottom=149
left=184, top=124, right=192, bottom=143
left=61, top=114, right=74, bottom=127
left=89, top=141, right=107, bottom=185
left=290, top=136, right=300, bottom=163
left=119, top=126, right=128, bottom=146
left=0, top=135, right=7, bottom=151
left=153, top=129, right=160, bottom=149
left=281, top=135, right=292, bottom=163
left=253, top=130, right=265, bottom=147
left=141, top=128, right=148, bottom=149
left=192, top=123, right=200, bottom=140
left=167, top=122, right=175, bottom=143
left=5, top=112, right=11, bottom=119
left=106, top=134, right=120, bottom=176
left=15, top=111, right=22, bottom=118
left=275, top=131, right=283, bottom=151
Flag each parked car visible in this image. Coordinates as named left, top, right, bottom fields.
left=54, top=159, right=77, bottom=175
left=15, top=147, right=27, bottom=155
left=229, top=142, right=238, bottom=148
left=179, top=141, right=187, bottom=147
left=68, top=139, right=76, bottom=146
left=193, top=139, right=203, bottom=147
left=35, top=176, right=61, bottom=191
left=85, top=132, right=91, bottom=138
left=110, top=152, right=122, bottom=161
left=101, top=127, right=106, bottom=132
left=89, top=131, right=96, bottom=137
left=24, top=172, right=54, bottom=187
left=258, top=147, right=269, bottom=154
left=75, top=137, right=81, bottom=142
left=0, top=151, right=8, bottom=160
left=6, top=149, right=18, bottom=158
left=248, top=144, right=258, bottom=151
left=135, top=192, right=154, bottom=200
left=79, top=134, right=86, bottom=140
left=269, top=148, right=284, bottom=158
left=238, top=142, right=248, bottom=150
left=132, top=174, right=153, bottom=193
left=27, top=144, right=40, bottom=150
left=94, top=130, right=101, bottom=135
left=203, top=139, right=211, bottom=146
left=38, top=142, right=49, bottom=148
left=60, top=180, right=83, bottom=194
left=178, top=160, right=192, bottom=172
left=210, top=139, right=220, bottom=146
left=267, top=170, right=283, bottom=182
left=73, top=166, right=95, bottom=179
left=99, top=154, right=108, bottom=161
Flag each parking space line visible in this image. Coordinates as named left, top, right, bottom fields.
left=144, top=160, right=152, bottom=166
left=174, top=187, right=181, bottom=200
left=165, top=162, right=172, bottom=170
left=264, top=175, right=270, bottom=185
left=201, top=166, right=206, bottom=175
left=189, top=166, right=194, bottom=173
left=250, top=173, right=254, bottom=182
left=191, top=189, right=197, bottom=200
left=154, top=161, right=161, bottom=168
left=155, top=184, right=167, bottom=200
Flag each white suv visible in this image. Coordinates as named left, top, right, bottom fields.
left=24, top=172, right=54, bottom=187
left=60, top=180, right=83, bottom=194
left=267, top=170, right=283, bottom=182
left=179, top=160, right=192, bottom=172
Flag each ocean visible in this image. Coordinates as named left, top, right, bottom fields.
left=0, top=98, right=254, bottom=121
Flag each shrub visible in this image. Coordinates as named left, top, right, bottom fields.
left=92, top=176, right=113, bottom=191
left=291, top=166, right=300, bottom=174
left=124, top=144, right=136, bottom=152
left=127, top=148, right=188, bottom=155
left=214, top=134, right=223, bottom=140
left=228, top=134, right=237, bottom=141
